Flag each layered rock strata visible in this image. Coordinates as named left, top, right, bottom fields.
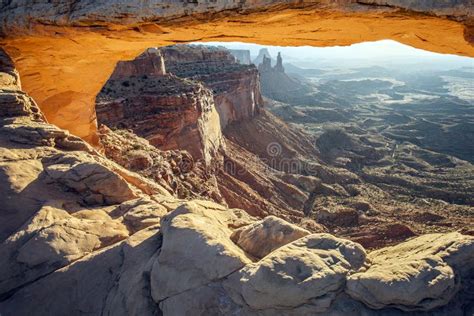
left=160, top=45, right=263, bottom=128
left=229, top=49, right=251, bottom=65
left=97, top=49, right=223, bottom=167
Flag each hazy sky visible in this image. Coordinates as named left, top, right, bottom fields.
left=197, top=40, right=474, bottom=70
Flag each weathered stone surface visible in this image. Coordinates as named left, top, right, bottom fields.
left=160, top=45, right=263, bottom=128
left=357, top=0, right=473, bottom=18
left=0, top=92, right=44, bottom=120
left=43, top=153, right=138, bottom=205
left=97, top=56, right=223, bottom=166
left=224, top=234, right=366, bottom=312
left=159, top=282, right=243, bottom=316
left=0, top=201, right=128, bottom=296
left=231, top=215, right=310, bottom=259
left=99, top=125, right=224, bottom=202
left=0, top=226, right=162, bottom=316
left=110, top=47, right=166, bottom=80
left=1, top=0, right=472, bottom=38
left=346, top=232, right=474, bottom=311
left=2, top=116, right=94, bottom=152
left=150, top=201, right=252, bottom=302
left=112, top=196, right=168, bottom=233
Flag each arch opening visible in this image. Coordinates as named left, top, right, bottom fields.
left=1, top=5, right=473, bottom=144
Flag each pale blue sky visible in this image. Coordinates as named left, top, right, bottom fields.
left=197, top=40, right=474, bottom=70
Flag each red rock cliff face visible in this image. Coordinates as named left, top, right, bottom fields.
left=160, top=45, right=264, bottom=129
left=96, top=57, right=223, bottom=167
left=96, top=44, right=263, bottom=168
left=110, top=48, right=166, bottom=80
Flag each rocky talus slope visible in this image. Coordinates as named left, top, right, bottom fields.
left=98, top=125, right=224, bottom=203
left=1, top=48, right=474, bottom=315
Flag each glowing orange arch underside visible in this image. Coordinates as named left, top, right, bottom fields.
left=2, top=7, right=473, bottom=145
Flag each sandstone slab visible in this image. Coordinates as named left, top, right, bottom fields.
left=225, top=234, right=366, bottom=312
left=231, top=215, right=310, bottom=259
left=0, top=201, right=128, bottom=296
left=150, top=201, right=252, bottom=302
left=346, top=232, right=474, bottom=311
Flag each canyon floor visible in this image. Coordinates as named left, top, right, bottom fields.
left=264, top=61, right=474, bottom=246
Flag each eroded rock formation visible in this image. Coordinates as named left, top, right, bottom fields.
left=229, top=49, right=251, bottom=65
left=1, top=1, right=473, bottom=143
left=97, top=48, right=223, bottom=167
left=258, top=53, right=310, bottom=102
left=98, top=125, right=224, bottom=202
left=159, top=45, right=263, bottom=128
left=96, top=44, right=474, bottom=248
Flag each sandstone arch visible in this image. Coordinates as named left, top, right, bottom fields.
left=1, top=1, right=473, bottom=144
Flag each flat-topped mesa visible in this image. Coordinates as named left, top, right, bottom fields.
left=158, top=45, right=235, bottom=64
left=96, top=72, right=223, bottom=168
left=160, top=45, right=263, bottom=129
left=110, top=48, right=166, bottom=80
left=229, top=49, right=252, bottom=65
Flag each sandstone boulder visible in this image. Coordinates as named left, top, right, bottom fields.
left=112, top=197, right=168, bottom=233
left=150, top=202, right=252, bottom=302
left=43, top=153, right=137, bottom=205
left=0, top=226, right=161, bottom=316
left=0, top=201, right=129, bottom=296
left=316, top=207, right=359, bottom=227
left=231, top=215, right=310, bottom=259
left=224, top=234, right=366, bottom=312
left=346, top=232, right=474, bottom=311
